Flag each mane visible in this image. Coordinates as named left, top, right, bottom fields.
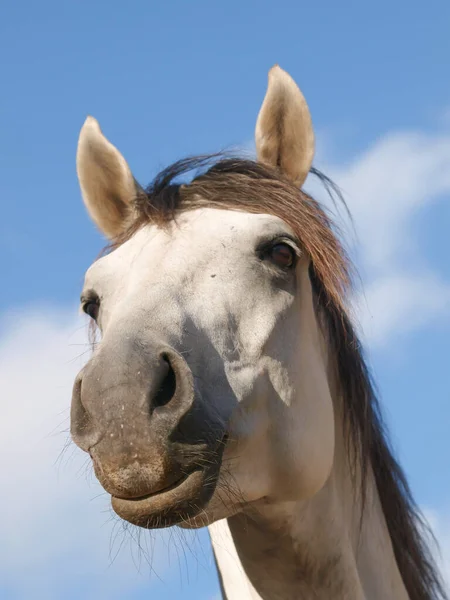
left=112, top=155, right=445, bottom=600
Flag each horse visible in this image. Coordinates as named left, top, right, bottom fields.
left=71, top=65, right=445, bottom=599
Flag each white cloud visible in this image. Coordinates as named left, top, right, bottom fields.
left=326, top=132, right=450, bottom=269
left=0, top=309, right=209, bottom=599
left=305, top=129, right=450, bottom=347
left=354, top=273, right=450, bottom=346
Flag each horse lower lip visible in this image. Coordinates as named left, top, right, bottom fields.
left=116, top=473, right=190, bottom=501
left=110, top=468, right=207, bottom=528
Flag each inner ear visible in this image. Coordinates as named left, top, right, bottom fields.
left=76, top=117, right=142, bottom=239
left=255, top=65, right=315, bottom=187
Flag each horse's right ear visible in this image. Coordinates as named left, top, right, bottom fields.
left=76, top=117, right=141, bottom=239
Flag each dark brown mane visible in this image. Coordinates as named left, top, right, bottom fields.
left=112, top=156, right=445, bottom=600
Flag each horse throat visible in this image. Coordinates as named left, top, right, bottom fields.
left=209, top=405, right=410, bottom=600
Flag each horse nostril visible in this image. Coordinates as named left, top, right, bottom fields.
left=152, top=355, right=177, bottom=410
left=71, top=371, right=95, bottom=451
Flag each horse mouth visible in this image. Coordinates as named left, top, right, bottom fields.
left=112, top=472, right=191, bottom=502
left=111, top=468, right=212, bottom=528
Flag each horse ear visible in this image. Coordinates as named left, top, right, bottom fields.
left=76, top=117, right=141, bottom=239
left=255, top=65, right=315, bottom=187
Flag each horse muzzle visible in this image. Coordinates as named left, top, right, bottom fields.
left=70, top=337, right=227, bottom=527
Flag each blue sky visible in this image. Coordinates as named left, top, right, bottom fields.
left=1, top=1, right=449, bottom=598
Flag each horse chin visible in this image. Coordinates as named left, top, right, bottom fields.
left=110, top=467, right=218, bottom=529
left=177, top=506, right=237, bottom=529
left=176, top=485, right=245, bottom=529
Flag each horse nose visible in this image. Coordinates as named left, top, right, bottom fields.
left=70, top=346, right=194, bottom=454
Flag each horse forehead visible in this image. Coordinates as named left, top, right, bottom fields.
left=157, top=209, right=292, bottom=250
left=175, top=208, right=290, bottom=239
left=86, top=208, right=292, bottom=282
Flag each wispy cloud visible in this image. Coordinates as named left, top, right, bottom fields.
left=305, top=128, right=450, bottom=346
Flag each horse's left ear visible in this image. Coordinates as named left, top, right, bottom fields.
left=255, top=65, right=315, bottom=187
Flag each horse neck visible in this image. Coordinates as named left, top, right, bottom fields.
left=209, top=396, right=410, bottom=600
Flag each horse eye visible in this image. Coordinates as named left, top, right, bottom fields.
left=269, top=243, right=296, bottom=268
left=83, top=301, right=99, bottom=321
